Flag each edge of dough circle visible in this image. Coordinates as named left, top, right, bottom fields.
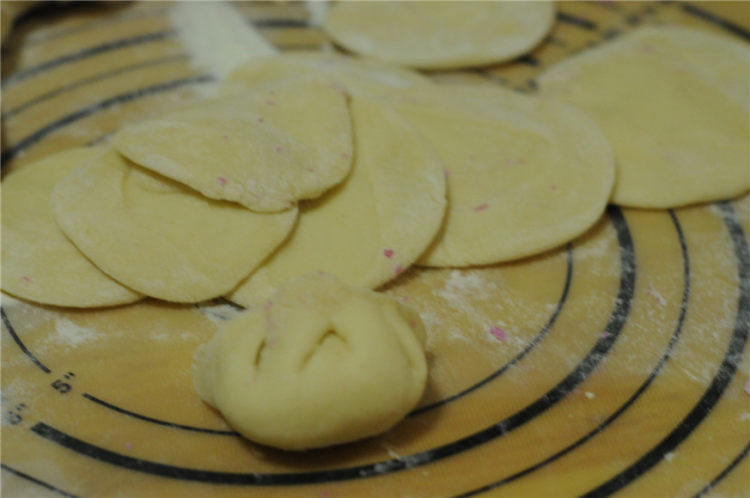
left=1, top=148, right=143, bottom=308
left=51, top=147, right=298, bottom=303
left=387, top=83, right=615, bottom=268
left=537, top=26, right=750, bottom=209
left=228, top=95, right=447, bottom=307
left=113, top=78, right=355, bottom=213
left=323, top=1, right=556, bottom=69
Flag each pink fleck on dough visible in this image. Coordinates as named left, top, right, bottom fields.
left=383, top=248, right=394, bottom=258
left=490, top=326, right=507, bottom=342
left=474, top=203, right=489, bottom=212
left=647, top=284, right=667, bottom=306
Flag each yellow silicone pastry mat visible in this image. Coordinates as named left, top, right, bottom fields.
left=1, top=1, right=749, bottom=497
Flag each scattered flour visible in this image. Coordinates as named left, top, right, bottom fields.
left=170, top=1, right=277, bottom=95
left=195, top=301, right=245, bottom=326
left=646, top=283, right=667, bottom=307
left=305, top=0, right=330, bottom=27
left=0, top=293, right=25, bottom=310
left=432, top=270, right=497, bottom=343
left=52, top=318, right=97, bottom=348
left=436, top=270, right=495, bottom=304
left=381, top=442, right=402, bottom=460
left=151, top=330, right=170, bottom=343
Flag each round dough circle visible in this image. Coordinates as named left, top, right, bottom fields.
left=385, top=84, right=614, bottom=267
left=114, top=79, right=353, bottom=212
left=221, top=51, right=432, bottom=97
left=228, top=96, right=446, bottom=306
left=1, top=148, right=142, bottom=308
left=323, top=1, right=555, bottom=69
left=537, top=26, right=750, bottom=208
left=51, top=148, right=298, bottom=303
left=195, top=272, right=428, bottom=450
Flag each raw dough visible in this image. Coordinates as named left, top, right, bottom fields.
left=323, top=1, right=555, bottom=69
left=195, top=272, right=427, bottom=450
left=51, top=148, right=297, bottom=303
left=113, top=78, right=353, bottom=212
left=228, top=96, right=446, bottom=306
left=384, top=84, right=614, bottom=267
left=1, top=148, right=142, bottom=308
left=538, top=26, right=750, bottom=208
left=221, top=51, right=432, bottom=97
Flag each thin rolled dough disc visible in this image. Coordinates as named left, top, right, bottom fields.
left=385, top=84, right=614, bottom=267
left=323, top=1, right=555, bottom=69
left=113, top=79, right=353, bottom=212
left=1, top=148, right=143, bottom=308
left=51, top=148, right=298, bottom=303
left=228, top=96, right=446, bottom=307
left=537, top=26, right=750, bottom=208
left=221, top=51, right=432, bottom=97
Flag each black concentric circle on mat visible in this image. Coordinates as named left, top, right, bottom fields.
left=458, top=209, right=691, bottom=497
left=81, top=242, right=571, bottom=430
left=9, top=206, right=638, bottom=486
left=2, top=3, right=749, bottom=495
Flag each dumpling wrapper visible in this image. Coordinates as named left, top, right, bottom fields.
left=113, top=79, right=353, bottom=212
left=323, top=1, right=555, bottom=69
left=537, top=26, right=750, bottom=208
left=385, top=84, right=615, bottom=267
left=1, top=148, right=142, bottom=308
left=221, top=51, right=432, bottom=97
left=228, top=96, right=446, bottom=307
left=196, top=272, right=427, bottom=450
left=51, top=148, right=298, bottom=303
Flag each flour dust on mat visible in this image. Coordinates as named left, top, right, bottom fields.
left=169, top=0, right=276, bottom=95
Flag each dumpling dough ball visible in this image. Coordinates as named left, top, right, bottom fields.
left=195, top=273, right=428, bottom=450
left=538, top=26, right=750, bottom=208
left=323, top=1, right=555, bottom=69
left=1, top=147, right=142, bottom=307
